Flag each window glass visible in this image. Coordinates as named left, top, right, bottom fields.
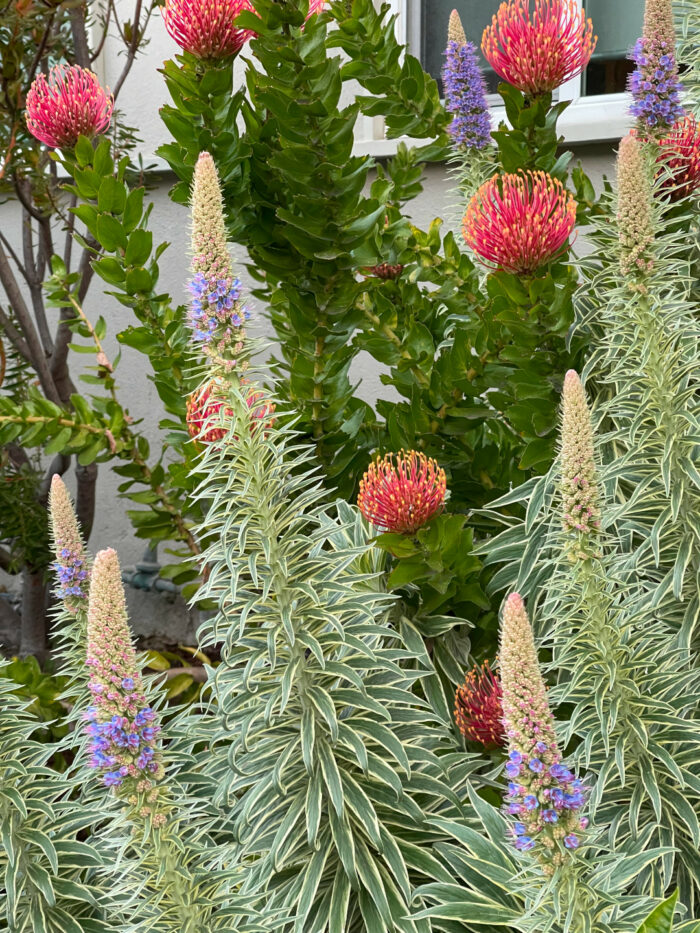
left=420, top=0, right=645, bottom=98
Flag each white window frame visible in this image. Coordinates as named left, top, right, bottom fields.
left=352, top=0, right=634, bottom=156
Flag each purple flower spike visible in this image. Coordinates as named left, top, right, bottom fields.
left=442, top=11, right=490, bottom=150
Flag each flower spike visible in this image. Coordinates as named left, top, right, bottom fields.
left=482, top=0, right=596, bottom=96
left=454, top=660, right=506, bottom=747
left=443, top=11, right=491, bottom=150
left=49, top=475, right=90, bottom=614
left=560, top=371, right=601, bottom=559
left=25, top=64, right=113, bottom=149
left=500, top=594, right=587, bottom=869
left=463, top=170, right=576, bottom=274
left=617, top=134, right=655, bottom=277
left=628, top=0, right=683, bottom=133
left=357, top=450, right=447, bottom=535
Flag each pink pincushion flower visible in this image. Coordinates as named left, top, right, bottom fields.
left=25, top=64, right=113, bottom=149
left=162, top=0, right=257, bottom=60
left=657, top=116, right=700, bottom=200
left=482, top=0, right=596, bottom=96
left=463, top=170, right=576, bottom=274
left=186, top=378, right=276, bottom=444
left=454, top=660, right=506, bottom=748
left=357, top=450, right=447, bottom=535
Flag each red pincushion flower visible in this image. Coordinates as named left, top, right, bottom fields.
left=25, top=64, right=113, bottom=149
left=454, top=660, right=506, bottom=747
left=657, top=115, right=700, bottom=200
left=186, top=379, right=276, bottom=444
left=162, top=0, right=257, bottom=60
left=357, top=450, right=447, bottom=535
left=482, top=0, right=596, bottom=96
left=463, top=170, right=577, bottom=274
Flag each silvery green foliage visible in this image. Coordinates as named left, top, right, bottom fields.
left=189, top=380, right=479, bottom=932
left=675, top=0, right=700, bottom=114
left=0, top=678, right=109, bottom=933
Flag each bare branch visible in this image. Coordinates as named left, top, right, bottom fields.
left=22, top=210, right=54, bottom=356
left=38, top=452, right=71, bottom=502
left=111, top=0, right=151, bottom=101
left=75, top=462, right=98, bottom=540
left=0, top=306, right=32, bottom=362
left=69, top=5, right=92, bottom=69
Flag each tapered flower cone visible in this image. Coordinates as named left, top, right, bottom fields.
left=560, top=371, right=601, bottom=558
left=49, top=475, right=90, bottom=614
left=617, top=134, right=655, bottom=277
left=447, top=8, right=467, bottom=45
left=500, top=594, right=587, bottom=866
left=628, top=0, right=682, bottom=133
left=643, top=0, right=676, bottom=55
left=191, top=152, right=232, bottom=282
left=443, top=13, right=491, bottom=151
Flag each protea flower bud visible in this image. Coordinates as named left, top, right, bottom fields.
left=367, top=262, right=404, bottom=280
left=357, top=450, right=447, bottom=535
left=463, top=170, right=577, bottom=275
left=500, top=594, right=586, bottom=868
left=657, top=115, right=700, bottom=200
left=481, top=0, right=596, bottom=96
left=454, top=660, right=506, bottom=747
left=25, top=64, right=113, bottom=149
left=560, top=371, right=601, bottom=559
left=186, top=378, right=276, bottom=444
left=188, top=152, right=250, bottom=370
left=85, top=549, right=165, bottom=823
left=48, top=475, right=90, bottom=614
left=628, top=0, right=683, bottom=133
left=162, top=0, right=256, bottom=60
left=617, top=134, right=655, bottom=277
left=443, top=10, right=491, bottom=151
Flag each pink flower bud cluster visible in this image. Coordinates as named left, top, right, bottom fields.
left=189, top=153, right=249, bottom=372
left=500, top=594, right=587, bottom=871
left=84, top=548, right=165, bottom=825
left=48, top=475, right=90, bottom=614
left=560, top=371, right=601, bottom=559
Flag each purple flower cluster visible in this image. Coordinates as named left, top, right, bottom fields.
left=628, top=38, right=684, bottom=131
left=54, top=547, right=89, bottom=599
left=505, top=744, right=588, bottom=858
left=442, top=39, right=491, bottom=150
left=85, top=700, right=161, bottom=789
left=187, top=272, right=250, bottom=369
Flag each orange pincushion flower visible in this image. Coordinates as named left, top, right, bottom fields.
left=463, top=170, right=576, bottom=274
left=657, top=115, right=700, bottom=200
left=186, top=379, right=275, bottom=444
left=357, top=450, right=446, bottom=535
left=454, top=660, right=506, bottom=747
left=25, top=64, right=113, bottom=149
left=482, top=0, right=596, bottom=96
left=162, top=0, right=256, bottom=60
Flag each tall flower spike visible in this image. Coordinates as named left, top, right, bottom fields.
left=49, top=475, right=90, bottom=614
left=628, top=0, right=683, bottom=133
left=454, top=660, right=506, bottom=747
left=357, top=450, right=447, bottom=535
left=443, top=11, right=491, bottom=150
left=463, top=170, right=576, bottom=274
left=500, top=594, right=587, bottom=870
left=85, top=549, right=165, bottom=823
left=657, top=115, right=700, bottom=200
left=25, top=64, right=113, bottom=149
left=617, top=134, right=655, bottom=277
left=560, top=371, right=601, bottom=559
left=188, top=152, right=251, bottom=370
left=162, top=0, right=256, bottom=60
left=482, top=0, right=596, bottom=96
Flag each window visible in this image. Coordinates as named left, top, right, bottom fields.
left=407, top=0, right=645, bottom=145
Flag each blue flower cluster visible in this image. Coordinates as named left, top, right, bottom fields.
left=187, top=272, right=250, bottom=345
left=85, top=704, right=160, bottom=789
left=54, top=547, right=89, bottom=599
left=628, top=38, right=684, bottom=130
left=504, top=748, right=588, bottom=854
left=442, top=39, right=491, bottom=150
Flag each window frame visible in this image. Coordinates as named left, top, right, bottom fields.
left=353, top=0, right=635, bottom=156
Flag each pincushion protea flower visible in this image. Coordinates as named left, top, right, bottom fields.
left=25, top=64, right=113, bottom=149
left=357, top=450, right=447, bottom=535
left=482, top=0, right=596, bottom=96
left=48, top=474, right=89, bottom=614
left=454, top=660, right=506, bottom=747
left=463, top=170, right=576, bottom=274
left=162, top=0, right=256, bottom=60
left=186, top=379, right=276, bottom=444
left=657, top=115, right=700, bottom=200
left=85, top=548, right=166, bottom=824
left=500, top=594, right=587, bottom=869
